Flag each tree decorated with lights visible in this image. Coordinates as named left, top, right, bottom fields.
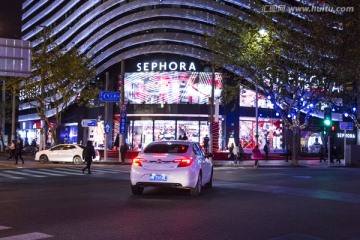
left=324, top=0, right=360, bottom=130
left=206, top=1, right=346, bottom=165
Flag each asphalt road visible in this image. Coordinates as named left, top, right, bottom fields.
left=1, top=163, right=360, bottom=240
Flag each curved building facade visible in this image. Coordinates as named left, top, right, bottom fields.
left=18, top=0, right=355, bottom=154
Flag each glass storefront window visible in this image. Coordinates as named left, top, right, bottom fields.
left=239, top=118, right=282, bottom=150
left=240, top=88, right=274, bottom=109
left=129, top=120, right=153, bottom=150
left=301, top=132, right=323, bottom=153
left=154, top=120, right=176, bottom=141
left=127, top=119, right=221, bottom=151
left=88, top=121, right=105, bottom=148
left=177, top=120, right=200, bottom=142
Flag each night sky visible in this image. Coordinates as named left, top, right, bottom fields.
left=0, top=0, right=23, bottom=39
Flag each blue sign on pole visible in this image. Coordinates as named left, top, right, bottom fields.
left=99, top=91, right=120, bottom=102
left=119, top=111, right=127, bottom=134
left=104, top=122, right=110, bottom=134
left=339, top=122, right=353, bottom=131
left=81, top=119, right=97, bottom=127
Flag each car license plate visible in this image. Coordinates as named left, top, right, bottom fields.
left=149, top=174, right=167, bottom=181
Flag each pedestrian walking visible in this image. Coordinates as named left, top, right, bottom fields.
left=285, top=144, right=291, bottom=162
left=236, top=143, right=244, bottom=163
left=252, top=145, right=262, bottom=168
left=114, top=134, right=119, bottom=150
left=203, top=134, right=210, bottom=154
left=263, top=142, right=269, bottom=161
left=14, top=139, right=24, bottom=164
left=319, top=145, right=326, bottom=162
left=330, top=144, right=336, bottom=163
left=8, top=140, right=16, bottom=160
left=232, top=143, right=239, bottom=164
left=336, top=145, right=342, bottom=164
left=120, top=142, right=129, bottom=164
left=82, top=140, right=95, bottom=174
left=228, top=143, right=234, bottom=160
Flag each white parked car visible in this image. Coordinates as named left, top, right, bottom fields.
left=35, top=144, right=101, bottom=165
left=130, top=140, right=213, bottom=196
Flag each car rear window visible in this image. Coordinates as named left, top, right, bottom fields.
left=144, top=144, right=189, bottom=153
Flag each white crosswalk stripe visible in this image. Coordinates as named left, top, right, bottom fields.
left=0, top=173, right=25, bottom=180
left=0, top=167, right=125, bottom=181
left=3, top=171, right=46, bottom=178
left=20, top=169, right=65, bottom=177
left=0, top=225, right=53, bottom=240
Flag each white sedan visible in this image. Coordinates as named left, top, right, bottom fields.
left=35, top=144, right=101, bottom=165
left=130, top=140, right=213, bottom=196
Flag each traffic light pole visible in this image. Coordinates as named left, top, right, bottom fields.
left=327, top=135, right=330, bottom=166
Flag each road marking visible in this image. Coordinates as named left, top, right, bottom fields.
left=20, top=169, right=65, bottom=177
left=215, top=181, right=360, bottom=204
left=0, top=173, right=25, bottom=179
left=0, top=167, right=124, bottom=180
left=89, top=169, right=120, bottom=174
left=0, top=232, right=53, bottom=240
left=38, top=168, right=83, bottom=176
left=3, top=171, right=45, bottom=178
left=0, top=225, right=11, bottom=230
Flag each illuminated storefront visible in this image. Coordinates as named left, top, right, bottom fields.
left=126, top=119, right=216, bottom=150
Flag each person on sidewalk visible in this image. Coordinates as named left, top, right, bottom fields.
left=336, top=145, right=342, bottom=164
left=8, top=140, right=16, bottom=160
left=14, top=139, right=24, bottom=164
left=285, top=144, right=291, bottom=162
left=236, top=143, right=244, bottom=163
left=252, top=145, right=262, bottom=168
left=319, top=145, right=326, bottom=162
left=120, top=142, right=128, bottom=164
left=232, top=143, right=239, bottom=164
left=82, top=140, right=95, bottom=174
left=263, top=142, right=269, bottom=161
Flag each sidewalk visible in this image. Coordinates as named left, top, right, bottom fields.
left=0, top=152, right=347, bottom=168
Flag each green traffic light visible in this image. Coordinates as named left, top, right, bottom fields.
left=324, top=119, right=331, bottom=126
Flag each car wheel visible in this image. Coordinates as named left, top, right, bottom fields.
left=205, top=167, right=213, bottom=189
left=39, top=155, right=48, bottom=164
left=73, top=156, right=82, bottom=165
left=190, top=172, right=202, bottom=196
left=131, top=185, right=144, bottom=195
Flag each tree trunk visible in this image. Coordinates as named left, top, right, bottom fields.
left=291, top=126, right=300, bottom=166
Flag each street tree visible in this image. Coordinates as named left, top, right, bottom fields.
left=206, top=1, right=346, bottom=165
left=324, top=0, right=360, bottom=129
left=5, top=28, right=97, bottom=147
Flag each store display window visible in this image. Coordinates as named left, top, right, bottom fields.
left=301, top=132, right=323, bottom=153
left=154, top=120, right=176, bottom=141
left=88, top=121, right=105, bottom=148
left=129, top=120, right=153, bottom=150
left=239, top=118, right=282, bottom=150
left=240, top=88, right=274, bottom=109
left=177, top=120, right=200, bottom=142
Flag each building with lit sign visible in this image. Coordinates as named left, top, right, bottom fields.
left=18, top=1, right=357, bottom=154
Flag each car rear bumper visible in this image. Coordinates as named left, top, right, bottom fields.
left=130, top=166, right=198, bottom=189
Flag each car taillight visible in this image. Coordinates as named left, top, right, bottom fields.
left=133, top=158, right=145, bottom=166
left=173, top=158, right=193, bottom=167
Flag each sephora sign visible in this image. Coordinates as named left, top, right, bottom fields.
left=137, top=61, right=196, bottom=72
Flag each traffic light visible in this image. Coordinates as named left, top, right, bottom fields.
left=323, top=107, right=332, bottom=127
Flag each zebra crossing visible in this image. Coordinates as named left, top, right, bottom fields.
left=0, top=167, right=129, bottom=181
left=0, top=225, right=52, bottom=240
